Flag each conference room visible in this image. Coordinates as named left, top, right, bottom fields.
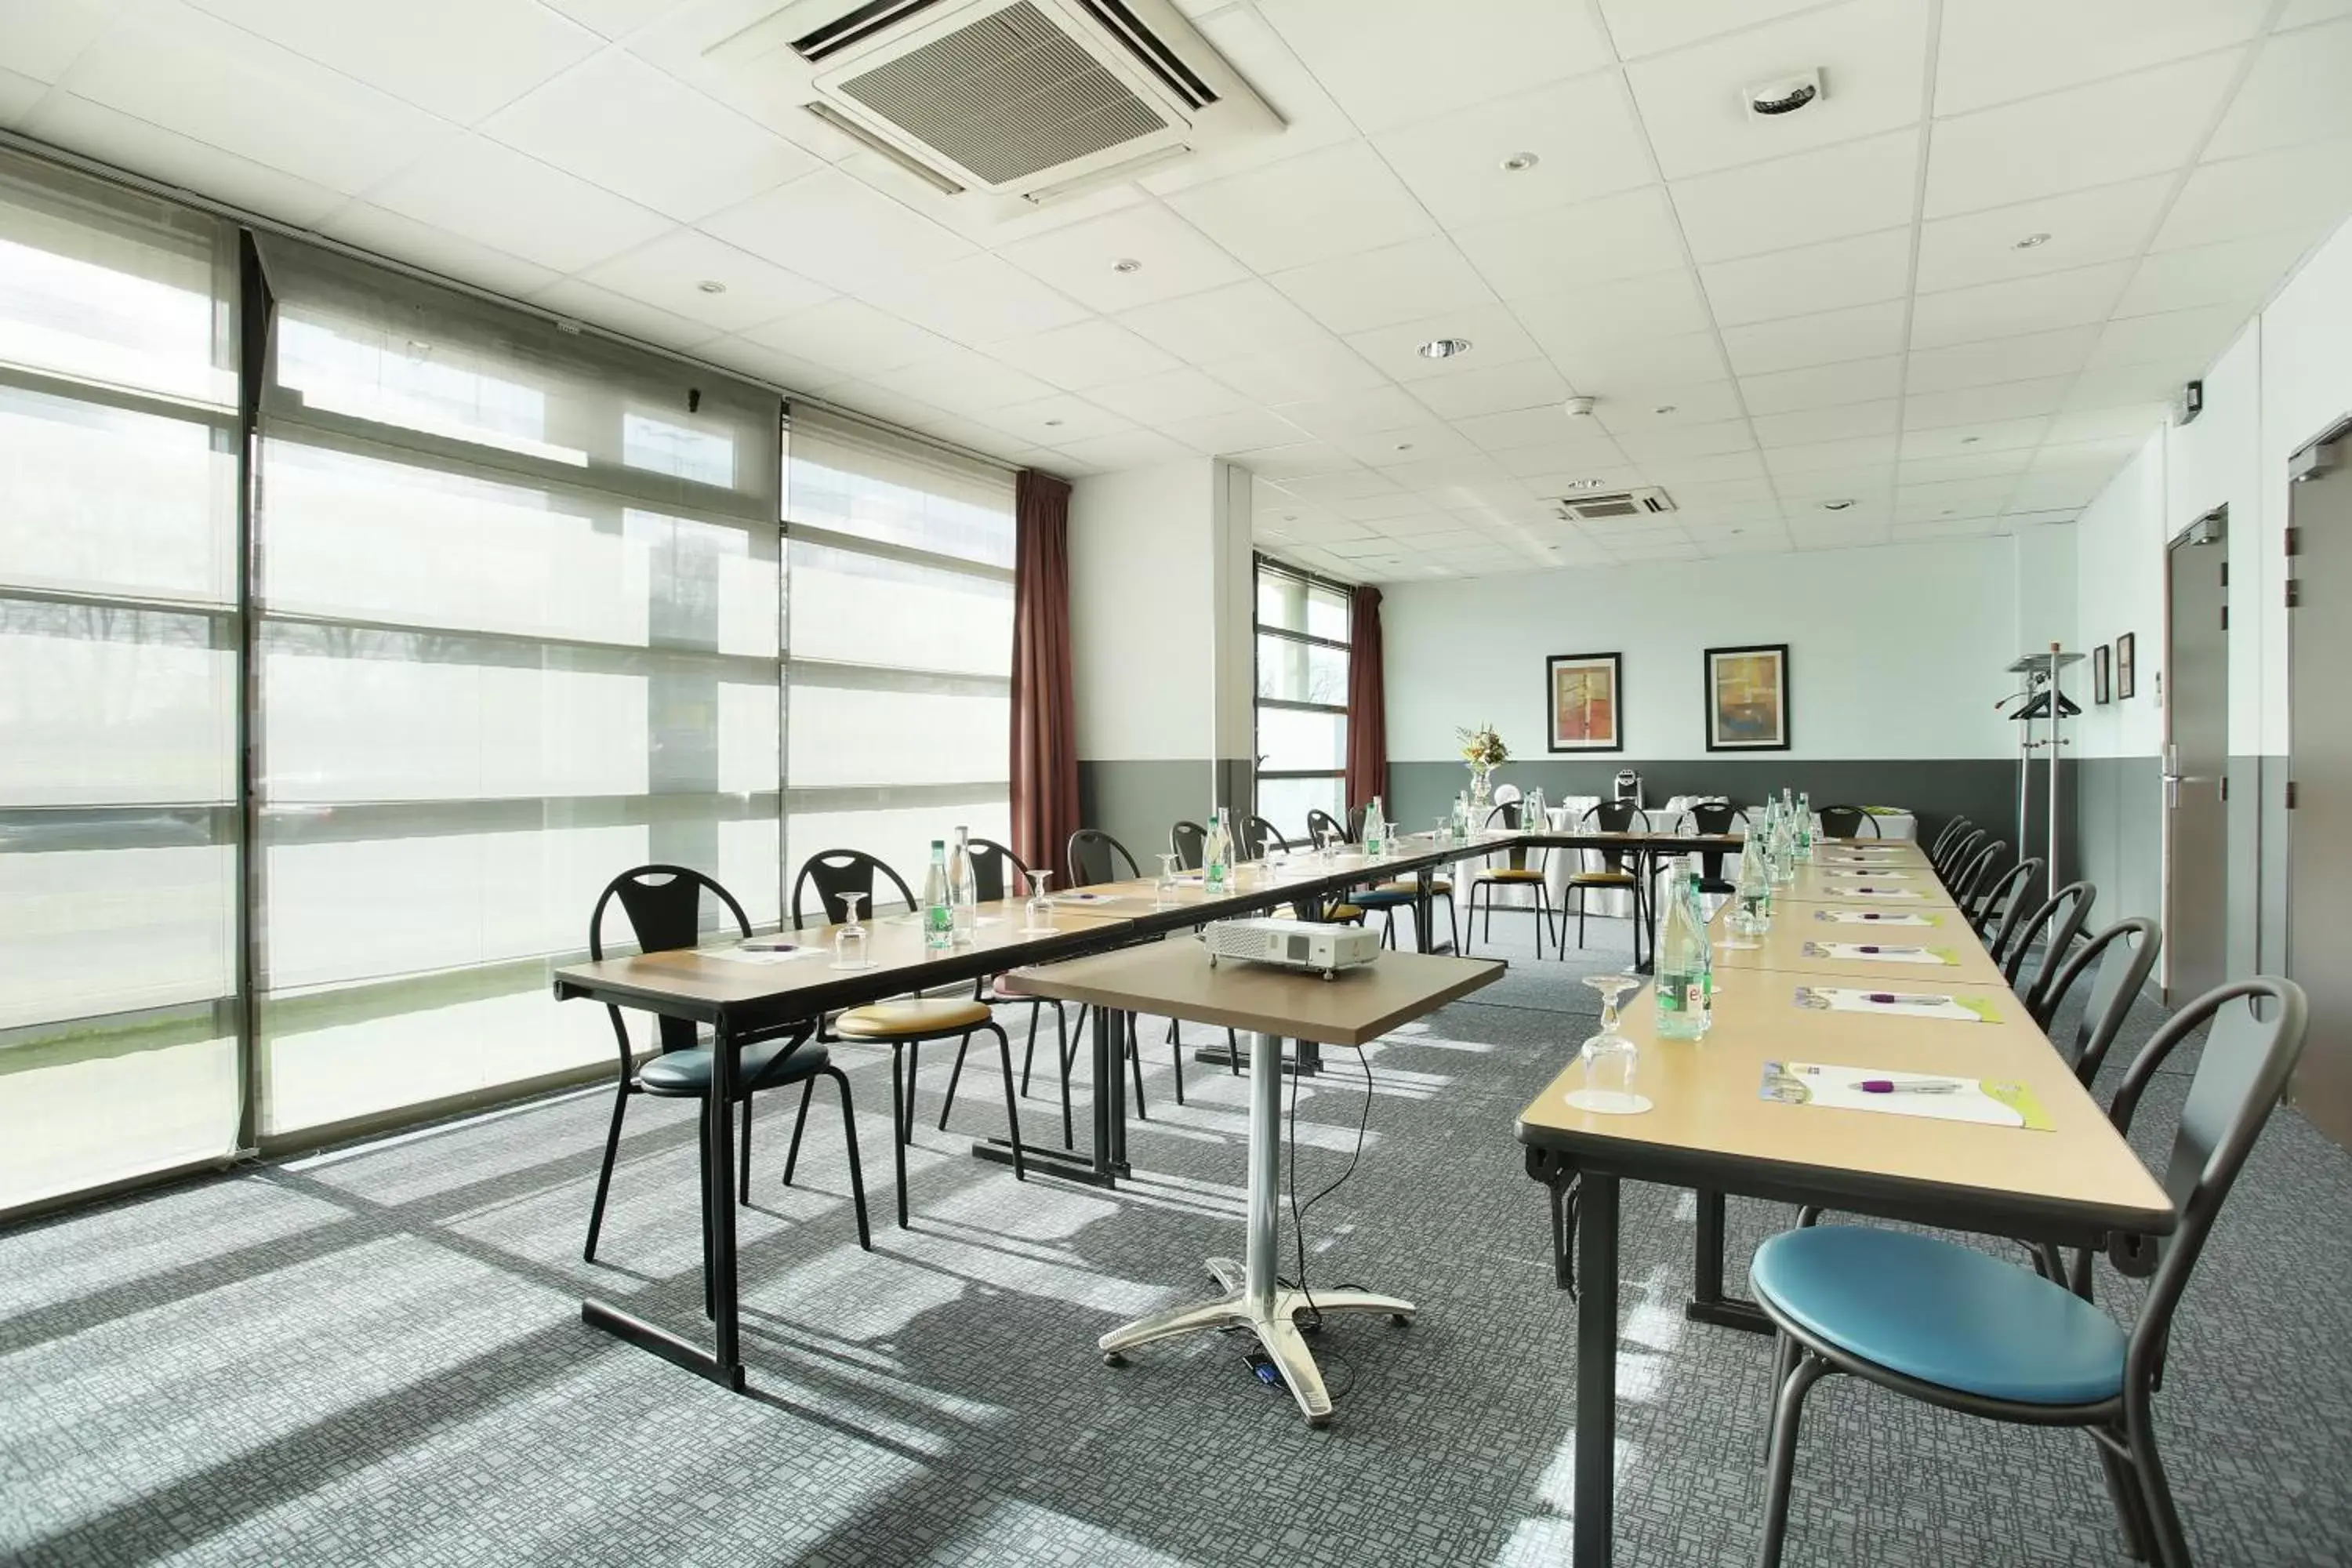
left=6, top=3, right=2352, bottom=1565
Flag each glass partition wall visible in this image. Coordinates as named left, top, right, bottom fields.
left=0, top=147, right=1023, bottom=1211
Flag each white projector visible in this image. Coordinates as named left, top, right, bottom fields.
left=1200, top=917, right=1381, bottom=978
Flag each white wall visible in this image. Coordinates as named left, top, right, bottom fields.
left=1382, top=534, right=2038, bottom=763
left=2072, top=433, right=2168, bottom=760
left=1069, top=459, right=1215, bottom=761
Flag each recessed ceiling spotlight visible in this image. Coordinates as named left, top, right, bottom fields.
left=1960, top=435, right=1980, bottom=444
left=2013, top=233, right=2052, bottom=250
left=696, top=279, right=727, bottom=294
left=1730, top=527, right=1747, bottom=535
left=1282, top=513, right=1298, bottom=521
left=1499, top=151, right=1540, bottom=172
left=1393, top=441, right=1415, bottom=452
left=1821, top=499, right=1856, bottom=511
left=1653, top=404, right=1679, bottom=416
left=1044, top=418, right=1065, bottom=427
left=1112, top=257, right=1142, bottom=273
left=1417, top=337, right=1472, bottom=360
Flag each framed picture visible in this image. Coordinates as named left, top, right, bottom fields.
left=1546, top=652, right=1623, bottom=753
left=2093, top=644, right=2112, bottom=705
left=1704, top=643, right=1791, bottom=752
left=2116, top=633, right=2137, bottom=699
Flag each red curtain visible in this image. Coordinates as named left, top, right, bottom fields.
left=1344, top=583, right=1387, bottom=808
left=1011, top=470, right=1080, bottom=877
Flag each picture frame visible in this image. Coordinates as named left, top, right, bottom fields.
left=2093, top=644, right=2112, bottom=705
left=2116, top=633, right=2137, bottom=699
left=1704, top=643, right=1791, bottom=752
left=1545, top=652, right=1624, bottom=753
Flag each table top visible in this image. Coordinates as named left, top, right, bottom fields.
left=1709, top=900, right=2008, bottom=985
left=1002, top=939, right=1504, bottom=1046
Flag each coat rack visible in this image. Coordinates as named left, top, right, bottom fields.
left=2002, top=643, right=2082, bottom=902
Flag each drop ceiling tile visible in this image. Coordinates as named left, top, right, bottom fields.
left=1231, top=441, right=1359, bottom=480
left=1900, top=418, right=2052, bottom=459
left=57, top=1, right=454, bottom=193
left=1115, top=279, right=1329, bottom=360
left=1628, top=0, right=1931, bottom=180
left=543, top=0, right=673, bottom=38
left=1671, top=130, right=1921, bottom=263
left=1258, top=0, right=1614, bottom=135
left=2205, top=17, right=2352, bottom=159
left=2087, top=304, right=2245, bottom=368
left=1895, top=448, right=2034, bottom=484
left=1906, top=325, right=2098, bottom=393
left=1344, top=305, right=1543, bottom=383
left=1788, top=520, right=1893, bottom=548
left=578, top=228, right=833, bottom=333
left=1895, top=476, right=2021, bottom=519
left=1272, top=466, right=1410, bottom=503
left=367, top=136, right=673, bottom=274
left=1752, top=400, right=1901, bottom=448
left=1695, top=524, right=1798, bottom=555
left=1378, top=452, right=1516, bottom=499
left=1547, top=331, right=1731, bottom=394
left=743, top=297, right=956, bottom=377
left=313, top=201, right=561, bottom=298
left=1627, top=449, right=1766, bottom=485
left=818, top=381, right=956, bottom=436
left=698, top=337, right=852, bottom=395
left=481, top=49, right=815, bottom=223
left=2, top=0, right=118, bottom=82
left=1595, top=383, right=1747, bottom=432
left=1907, top=262, right=2134, bottom=350
left=1512, top=270, right=1715, bottom=350
left=2063, top=361, right=2200, bottom=409
left=1738, top=356, right=1905, bottom=415
left=2281, top=0, right=2352, bottom=25
left=1597, top=0, right=1825, bottom=60
left=1722, top=300, right=1908, bottom=376
left=1336, top=423, right=1479, bottom=468
left=1202, top=336, right=1387, bottom=405
left=2113, top=230, right=2315, bottom=318
left=1045, top=427, right=1194, bottom=472
left=529, top=277, right=720, bottom=349
left=1273, top=387, right=1434, bottom=439
left=1410, top=358, right=1573, bottom=419
left=1699, top=228, right=1913, bottom=328
left=1269, top=236, right=1501, bottom=337
left=185, top=0, right=599, bottom=125
left=1903, top=376, right=2076, bottom=428
left=1773, top=464, right=1894, bottom=499
left=2158, top=138, right=2352, bottom=249
left=1923, top=53, right=2242, bottom=218
left=1891, top=516, right=2009, bottom=539
left=1765, top=436, right=1900, bottom=475
left=1458, top=407, right=1616, bottom=453
left=2007, top=467, right=2114, bottom=510
left=0, top=67, right=42, bottom=125
left=978, top=394, right=1133, bottom=448
left=861, top=252, right=1092, bottom=347
left=1370, top=76, right=1653, bottom=227
left=2042, top=405, right=2170, bottom=444
left=24, top=90, right=347, bottom=227
left=863, top=344, right=1058, bottom=412
left=1086, top=366, right=1252, bottom=425
left=1452, top=185, right=1690, bottom=299
left=983, top=318, right=1180, bottom=392
left=994, top=202, right=1249, bottom=311
left=1163, top=140, right=1433, bottom=275
left=1935, top=0, right=2268, bottom=117
left=1668, top=477, right=1780, bottom=514
left=699, top=169, right=976, bottom=296
left=1490, top=432, right=1635, bottom=476
left=1337, top=492, right=1443, bottom=523
left=2029, top=435, right=2150, bottom=472
left=1615, top=419, right=1757, bottom=464
left=1913, top=176, right=2172, bottom=292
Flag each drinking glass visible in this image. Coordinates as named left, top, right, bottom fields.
left=831, top=891, right=870, bottom=970
left=1434, top=815, right=1452, bottom=848
left=1566, top=975, right=1651, bottom=1115
left=1022, top=870, right=1057, bottom=935
left=1156, top=853, right=1183, bottom=909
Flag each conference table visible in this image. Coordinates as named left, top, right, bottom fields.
left=1515, top=840, right=2176, bottom=1568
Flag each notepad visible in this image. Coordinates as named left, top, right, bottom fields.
left=1813, top=909, right=1940, bottom=927
left=1828, top=886, right=1926, bottom=899
left=1793, top=985, right=1997, bottom=1022
left=712, top=946, right=826, bottom=965
left=1823, top=869, right=1915, bottom=880
left=1761, top=1062, right=2051, bottom=1129
left=1799, top=940, right=1959, bottom=965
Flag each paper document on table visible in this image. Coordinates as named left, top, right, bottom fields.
left=1794, top=985, right=1997, bottom=1022
left=1813, top=909, right=1940, bottom=927
left=1051, top=891, right=1130, bottom=906
left=884, top=914, right=1007, bottom=927
left=1761, top=1062, right=2053, bottom=1129
left=712, top=946, right=826, bottom=964
left=1822, top=869, right=1915, bottom=880
left=1799, top=941, right=1959, bottom=965
left=1825, top=885, right=1926, bottom=899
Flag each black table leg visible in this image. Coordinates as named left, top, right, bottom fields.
left=1686, top=1188, right=1773, bottom=1334
left=1108, top=1007, right=1130, bottom=1172
left=1574, top=1171, right=1618, bottom=1568
left=975, top=996, right=1120, bottom=1188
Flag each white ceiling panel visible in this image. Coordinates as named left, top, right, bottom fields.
left=2086, top=305, right=2246, bottom=368
left=978, top=393, right=1133, bottom=448
left=1258, top=0, right=1614, bottom=135
left=1272, top=466, right=1410, bottom=503
left=1344, top=305, right=1544, bottom=383
left=1751, top=400, right=1901, bottom=449
left=1773, top=464, right=1893, bottom=499
left=1339, top=422, right=1479, bottom=468
left=529, top=276, right=719, bottom=348
left=700, top=169, right=975, bottom=294
left=1913, top=176, right=2173, bottom=293
left=1450, top=185, right=1690, bottom=299
left=1722, top=299, right=1908, bottom=376
left=1409, top=358, right=1573, bottom=420
left=2204, top=18, right=2352, bottom=160
left=1047, top=427, right=1192, bottom=472
left=746, top=298, right=955, bottom=377
left=1236, top=441, right=1373, bottom=481
left=0, top=67, right=43, bottom=126
left=2, top=0, right=118, bottom=83
left=1115, top=279, right=1328, bottom=360
left=366, top=135, right=672, bottom=274
left=1594, top=381, right=1746, bottom=433
left=1465, top=419, right=1626, bottom=465
left=993, top=201, right=1249, bottom=311
left=1204, top=336, right=1387, bottom=405
left=1934, top=0, right=2267, bottom=118
left=2042, top=405, right=2172, bottom=445
left=2113, top=230, right=2317, bottom=318
left=1269, top=236, right=1499, bottom=336
left=1897, top=448, right=2036, bottom=485
left=2063, top=361, right=2201, bottom=411
left=1765, top=435, right=1900, bottom=476
left=1737, top=356, right=1904, bottom=415
left=1546, top=331, right=1730, bottom=394
left=1335, top=492, right=1444, bottom=524
left=1671, top=129, right=1922, bottom=263
left=1615, top=419, right=1756, bottom=463
left=1512, top=269, right=1715, bottom=350
left=1907, top=326, right=2100, bottom=394
left=866, top=345, right=1058, bottom=414
left=1907, top=262, right=2134, bottom=350
left=1163, top=407, right=1310, bottom=456
left=1624, top=448, right=1763, bottom=485
left=1595, top=0, right=1828, bottom=61
left=1903, top=376, right=2077, bottom=430
left=1087, top=367, right=1254, bottom=425
left=1900, top=418, right=2053, bottom=459
left=578, top=227, right=832, bottom=333
left=316, top=201, right=561, bottom=299
left=861, top=252, right=1091, bottom=347
left=2156, top=138, right=2352, bottom=250
left=1272, top=386, right=1433, bottom=439
left=1132, top=5, right=1361, bottom=198
left=1924, top=54, right=2243, bottom=219
left=23, top=89, right=347, bottom=226
left=985, top=319, right=1180, bottom=391
left=1163, top=140, right=1432, bottom=275
left=1371, top=77, right=1653, bottom=229
left=1699, top=228, right=1912, bottom=328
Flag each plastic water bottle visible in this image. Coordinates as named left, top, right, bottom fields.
left=1204, top=807, right=1232, bottom=893
left=948, top=824, right=978, bottom=943
left=1734, top=835, right=1771, bottom=935
left=1795, top=792, right=1814, bottom=862
left=1769, top=799, right=1798, bottom=886
left=923, top=840, right=953, bottom=951
left=1685, top=862, right=1714, bottom=1032
left=1454, top=791, right=1471, bottom=837
left=1363, top=795, right=1385, bottom=856
left=1654, top=854, right=1709, bottom=1040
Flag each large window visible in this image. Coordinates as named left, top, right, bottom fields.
left=1253, top=558, right=1351, bottom=840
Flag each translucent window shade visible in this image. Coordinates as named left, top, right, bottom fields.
left=788, top=406, right=1015, bottom=568
left=1258, top=706, right=1346, bottom=772
left=1256, top=633, right=1348, bottom=706
left=787, top=539, right=1012, bottom=675
left=0, top=603, right=237, bottom=807
left=788, top=674, right=1011, bottom=788
left=1255, top=777, right=1344, bottom=844
left=1307, top=584, right=1348, bottom=641
left=782, top=797, right=1011, bottom=923
left=0, top=841, right=234, bottom=1029
left=1256, top=571, right=1304, bottom=632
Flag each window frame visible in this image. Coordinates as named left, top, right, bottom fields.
left=1251, top=555, right=1352, bottom=812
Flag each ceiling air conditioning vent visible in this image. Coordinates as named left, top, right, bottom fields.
left=707, top=0, right=1280, bottom=219
left=1551, top=487, right=1675, bottom=523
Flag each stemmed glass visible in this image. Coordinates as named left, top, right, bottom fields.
left=1566, top=974, right=1651, bottom=1115
left=1022, top=869, right=1057, bottom=935
left=1434, top=814, right=1453, bottom=848
left=1156, top=853, right=1183, bottom=909
left=831, top=891, right=870, bottom=970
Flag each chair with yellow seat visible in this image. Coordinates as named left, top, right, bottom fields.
left=791, top=849, right=1025, bottom=1229
left=1562, top=800, right=1650, bottom=952
left=1465, top=800, right=1554, bottom=959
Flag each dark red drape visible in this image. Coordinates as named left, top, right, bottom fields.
left=1344, top=583, right=1387, bottom=808
left=1011, top=470, right=1080, bottom=877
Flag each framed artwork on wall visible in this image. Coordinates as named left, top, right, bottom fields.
left=1704, top=643, right=1791, bottom=752
left=2093, top=644, right=2112, bottom=704
left=1546, top=652, right=1623, bottom=752
left=2117, top=632, right=2137, bottom=699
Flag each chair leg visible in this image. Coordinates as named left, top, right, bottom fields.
left=902, top=1039, right=922, bottom=1141
left=737, top=1093, right=753, bottom=1203
left=824, top=1067, right=872, bottom=1252
left=698, top=1111, right=715, bottom=1320
left=938, top=1031, right=973, bottom=1131
left=1534, top=889, right=1551, bottom=960
left=2092, top=1428, right=2158, bottom=1563
left=1758, top=1350, right=1830, bottom=1568
left=2125, top=1398, right=2194, bottom=1568
left=889, top=1044, right=911, bottom=1229
left=782, top=1077, right=816, bottom=1185
left=1763, top=1330, right=1801, bottom=1459
left=1127, top=1014, right=1148, bottom=1120
left=1167, top=1015, right=1186, bottom=1106
left=1225, top=1026, right=1240, bottom=1076
left=1021, top=1001, right=1042, bottom=1095
left=989, top=1023, right=1027, bottom=1181
left=583, top=1080, right=631, bottom=1263
left=1057, top=1003, right=1075, bottom=1149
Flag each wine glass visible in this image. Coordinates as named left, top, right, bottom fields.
left=1433, top=814, right=1452, bottom=848
left=831, top=891, right=870, bottom=971
left=1566, top=974, right=1651, bottom=1115
left=1022, top=869, right=1056, bottom=935
left=1156, top=852, right=1183, bottom=909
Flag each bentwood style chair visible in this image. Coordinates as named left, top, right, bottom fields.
left=1465, top=800, right=1555, bottom=959
left=2009, top=881, right=2097, bottom=1023
left=1749, top=975, right=2305, bottom=1568
left=1928, top=815, right=1973, bottom=862
left=1947, top=837, right=2009, bottom=912
left=1304, top=807, right=1349, bottom=851
left=1815, top=804, right=1878, bottom=839
left=935, top=837, right=1075, bottom=1146
left=1562, top=800, right=1649, bottom=953
left=583, top=866, right=870, bottom=1268
left=2033, top=917, right=2162, bottom=1089
left=790, top=850, right=1026, bottom=1228
left=1935, top=826, right=1987, bottom=887
left=1972, top=855, right=2044, bottom=942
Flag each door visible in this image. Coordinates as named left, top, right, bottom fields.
left=2288, top=428, right=2352, bottom=1146
left=2163, top=510, right=2229, bottom=1004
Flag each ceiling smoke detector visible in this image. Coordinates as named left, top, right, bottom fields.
left=2014, top=233, right=2052, bottom=249
left=1563, top=394, right=1597, bottom=419
left=1746, top=69, right=1823, bottom=119
left=1112, top=256, right=1142, bottom=272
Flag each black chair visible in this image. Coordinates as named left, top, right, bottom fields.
left=1689, top=801, right=1742, bottom=897
left=1935, top=826, right=1987, bottom=887
left=790, top=850, right=1025, bottom=1229
left=2008, top=881, right=2096, bottom=1024
left=1304, top=807, right=1350, bottom=849
left=1816, top=804, right=1878, bottom=839
left=1345, top=801, right=1369, bottom=842
left=1947, top=837, right=2008, bottom=912
left=1988, top=873, right=2082, bottom=973
left=1241, top=815, right=1288, bottom=859
left=583, top=866, right=869, bottom=1267
left=1062, top=827, right=1161, bottom=1114
left=1561, top=801, right=1649, bottom=953
left=1170, top=819, right=1207, bottom=870
left=1465, top=801, right=1555, bottom=959
left=1164, top=819, right=1244, bottom=1083
left=937, top=838, right=1074, bottom=1148
left=1751, top=974, right=2305, bottom=1568
left=1928, top=815, right=1972, bottom=861
left=1970, top=855, right=2042, bottom=941
left=2035, top=916, right=2162, bottom=1088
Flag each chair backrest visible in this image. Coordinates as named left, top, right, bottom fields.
left=1580, top=800, right=1649, bottom=873
left=967, top=837, right=1032, bottom=902
left=1243, top=815, right=1289, bottom=858
left=2014, top=881, right=2096, bottom=1020
left=1988, top=869, right=2071, bottom=967
left=1816, top=804, right=1878, bottom=839
left=790, top=849, right=917, bottom=929
left=1949, top=838, right=2007, bottom=909
left=1972, top=855, right=2042, bottom=939
left=1480, top=800, right=1520, bottom=829
left=590, top=865, right=752, bottom=1054
left=1305, top=808, right=1349, bottom=848
left=2039, top=916, right=2161, bottom=1086
left=2108, top=976, right=2307, bottom=1395
left=1345, top=802, right=1368, bottom=841
left=1936, top=826, right=1986, bottom=882
left=1170, top=819, right=1207, bottom=871
left=1929, top=815, right=1971, bottom=858
left=1690, top=801, right=1740, bottom=836
left=1066, top=827, right=1142, bottom=887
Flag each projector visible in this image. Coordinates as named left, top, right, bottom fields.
left=1200, top=917, right=1381, bottom=979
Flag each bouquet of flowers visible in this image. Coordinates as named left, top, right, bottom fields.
left=1457, top=723, right=1508, bottom=774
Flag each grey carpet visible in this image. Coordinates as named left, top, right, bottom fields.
left=2, top=920, right=2349, bottom=1567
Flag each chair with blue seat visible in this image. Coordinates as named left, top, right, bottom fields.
left=1748, top=975, right=2307, bottom=1568
left=581, top=865, right=870, bottom=1270
left=1345, top=800, right=1459, bottom=953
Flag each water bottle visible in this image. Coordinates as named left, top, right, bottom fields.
left=1363, top=795, right=1385, bottom=856
left=1734, top=835, right=1771, bottom=936
left=1454, top=791, right=1471, bottom=837
left=1769, top=799, right=1797, bottom=886
left=922, top=840, right=953, bottom=951
left=1795, top=792, right=1814, bottom=862
left=948, top=825, right=978, bottom=943
left=1204, top=807, right=1231, bottom=893
left=1654, top=854, right=1709, bottom=1040
left=1686, top=862, right=1714, bottom=1032
left=1526, top=786, right=1547, bottom=829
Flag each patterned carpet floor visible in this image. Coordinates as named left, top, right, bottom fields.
left=3, top=918, right=2349, bottom=1566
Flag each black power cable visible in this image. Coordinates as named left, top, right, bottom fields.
left=1286, top=1039, right=1377, bottom=1331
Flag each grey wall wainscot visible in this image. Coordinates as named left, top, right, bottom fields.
left=1074, top=759, right=1253, bottom=878
left=2074, top=756, right=2164, bottom=931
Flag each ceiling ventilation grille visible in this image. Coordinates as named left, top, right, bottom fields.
left=1551, top=487, right=1676, bottom=522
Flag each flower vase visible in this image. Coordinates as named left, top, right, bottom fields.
left=1470, top=770, right=1493, bottom=822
